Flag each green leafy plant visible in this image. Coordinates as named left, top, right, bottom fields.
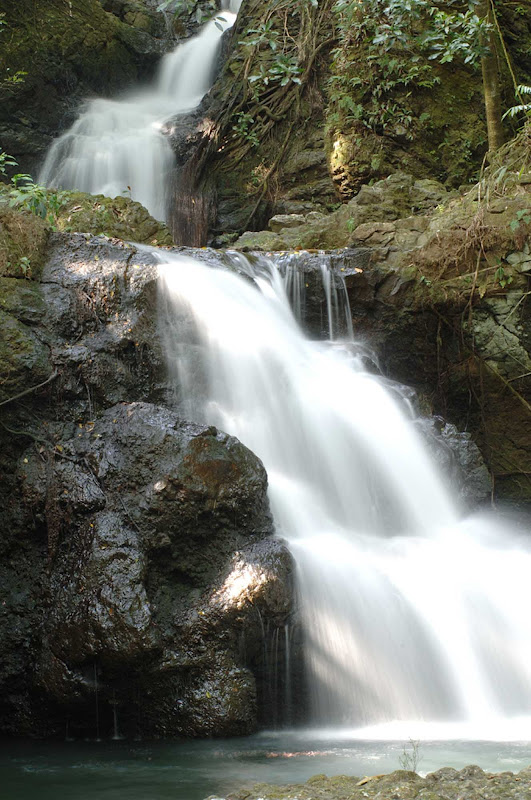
left=494, top=263, right=513, bottom=289
left=503, top=85, right=531, bottom=121
left=329, top=0, right=501, bottom=145
left=241, top=21, right=281, bottom=51
left=8, top=172, right=68, bottom=229
left=17, top=256, right=31, bottom=277
left=5, top=256, right=32, bottom=279
left=328, top=0, right=443, bottom=137
left=510, top=208, right=531, bottom=232
left=244, top=39, right=302, bottom=89
left=231, top=112, right=260, bottom=147
left=0, top=149, right=17, bottom=178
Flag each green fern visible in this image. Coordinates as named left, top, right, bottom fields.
left=502, top=85, right=531, bottom=120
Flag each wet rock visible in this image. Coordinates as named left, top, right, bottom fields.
left=167, top=108, right=206, bottom=166
left=7, top=400, right=291, bottom=738
left=419, top=418, right=492, bottom=509
left=0, top=230, right=295, bottom=738
left=39, top=232, right=163, bottom=413
left=176, top=656, right=257, bottom=737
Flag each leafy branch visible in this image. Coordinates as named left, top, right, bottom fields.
left=1, top=150, right=68, bottom=229
left=328, top=0, right=494, bottom=138
left=0, top=13, right=26, bottom=93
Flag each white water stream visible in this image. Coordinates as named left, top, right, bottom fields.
left=159, top=251, right=531, bottom=738
left=39, top=1, right=241, bottom=222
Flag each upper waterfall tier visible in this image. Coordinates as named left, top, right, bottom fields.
left=39, top=7, right=238, bottom=222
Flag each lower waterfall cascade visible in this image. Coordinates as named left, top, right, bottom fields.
left=39, top=1, right=242, bottom=222
left=159, top=249, right=531, bottom=740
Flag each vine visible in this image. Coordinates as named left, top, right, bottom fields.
left=189, top=0, right=334, bottom=226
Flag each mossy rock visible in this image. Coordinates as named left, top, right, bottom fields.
left=0, top=278, right=46, bottom=324
left=0, top=310, right=52, bottom=403
left=0, top=187, right=173, bottom=249
left=216, top=766, right=531, bottom=800
left=234, top=230, right=286, bottom=251
left=55, top=191, right=174, bottom=245
left=233, top=173, right=451, bottom=252
left=0, top=0, right=164, bottom=93
left=0, top=207, right=49, bottom=280
left=326, top=68, right=487, bottom=198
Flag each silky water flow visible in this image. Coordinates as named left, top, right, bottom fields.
left=39, top=1, right=242, bottom=222
left=159, top=250, right=531, bottom=740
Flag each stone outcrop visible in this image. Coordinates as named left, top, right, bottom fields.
left=233, top=172, right=452, bottom=252
left=17, top=402, right=289, bottom=738
left=52, top=192, right=174, bottom=245
left=0, top=190, right=173, bottom=266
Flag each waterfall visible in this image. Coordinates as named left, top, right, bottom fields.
left=39, top=2, right=241, bottom=222
left=159, top=249, right=531, bottom=737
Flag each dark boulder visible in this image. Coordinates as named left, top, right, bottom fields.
left=11, top=402, right=291, bottom=738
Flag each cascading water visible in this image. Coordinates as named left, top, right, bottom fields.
left=39, top=1, right=242, bottom=222
left=159, top=249, right=531, bottom=740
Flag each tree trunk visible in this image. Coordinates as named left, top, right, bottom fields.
left=480, top=0, right=504, bottom=153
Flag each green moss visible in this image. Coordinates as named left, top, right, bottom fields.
left=0, top=309, right=52, bottom=403
left=0, top=207, right=49, bottom=280
left=55, top=191, right=174, bottom=245
left=0, top=278, right=46, bottom=323
left=0, top=186, right=172, bottom=264
left=0, top=0, right=140, bottom=92
left=325, top=59, right=486, bottom=196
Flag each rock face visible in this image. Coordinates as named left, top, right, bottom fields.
left=18, top=403, right=289, bottom=738
left=207, top=765, right=531, bottom=800
left=233, top=173, right=451, bottom=252
left=0, top=231, right=293, bottom=738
